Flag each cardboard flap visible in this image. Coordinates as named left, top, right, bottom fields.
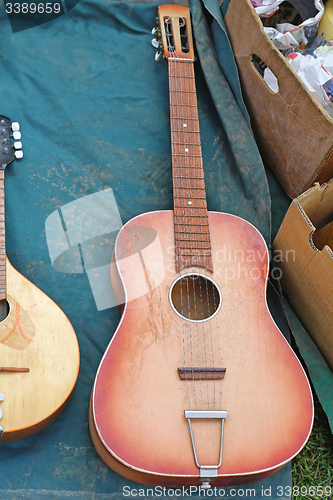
left=298, top=180, right=333, bottom=229
left=273, top=182, right=333, bottom=368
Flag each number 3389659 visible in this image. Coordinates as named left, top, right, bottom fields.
left=5, top=3, right=61, bottom=14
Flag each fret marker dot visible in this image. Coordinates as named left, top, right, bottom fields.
left=188, top=201, right=192, bottom=205
left=183, top=123, right=187, bottom=127
left=185, top=148, right=189, bottom=152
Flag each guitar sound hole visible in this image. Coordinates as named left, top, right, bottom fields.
left=170, top=274, right=221, bottom=322
left=0, top=298, right=9, bottom=322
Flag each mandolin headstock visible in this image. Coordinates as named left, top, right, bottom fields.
left=153, top=5, right=194, bottom=62
left=0, top=116, right=23, bottom=171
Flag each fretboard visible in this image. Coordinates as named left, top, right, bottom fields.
left=169, top=59, right=213, bottom=272
left=0, top=170, right=5, bottom=300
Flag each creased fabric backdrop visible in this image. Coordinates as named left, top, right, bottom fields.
left=0, top=0, right=327, bottom=497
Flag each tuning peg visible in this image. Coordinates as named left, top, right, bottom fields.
left=13, top=141, right=22, bottom=150
left=151, top=26, right=159, bottom=35
left=14, top=150, right=23, bottom=159
left=151, top=38, right=160, bottom=49
left=155, top=50, right=162, bottom=62
left=12, top=131, right=21, bottom=140
left=11, top=122, right=20, bottom=132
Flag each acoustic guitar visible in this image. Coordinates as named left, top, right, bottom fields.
left=89, top=5, right=313, bottom=488
left=0, top=115, right=80, bottom=442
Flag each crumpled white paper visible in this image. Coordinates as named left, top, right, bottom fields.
left=264, top=27, right=299, bottom=50
left=275, top=0, right=324, bottom=45
left=252, top=0, right=284, bottom=17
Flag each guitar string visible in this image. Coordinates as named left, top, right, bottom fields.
left=183, top=58, right=210, bottom=411
left=183, top=54, right=211, bottom=411
left=170, top=47, right=201, bottom=411
left=167, top=22, right=196, bottom=410
left=179, top=32, right=222, bottom=412
left=171, top=32, right=205, bottom=411
left=181, top=58, right=205, bottom=411
left=168, top=16, right=225, bottom=413
left=174, top=50, right=207, bottom=411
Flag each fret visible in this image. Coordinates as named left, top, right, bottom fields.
left=174, top=203, right=207, bottom=207
left=174, top=214, right=209, bottom=219
left=173, top=164, right=203, bottom=168
left=174, top=200, right=207, bottom=205
left=173, top=175, right=204, bottom=180
left=171, top=117, right=198, bottom=122
left=177, top=239, right=211, bottom=244
left=172, top=145, right=202, bottom=150
left=169, top=72, right=195, bottom=78
left=173, top=187, right=206, bottom=191
left=175, top=252, right=212, bottom=257
left=170, top=89, right=196, bottom=94
left=176, top=242, right=212, bottom=249
left=171, top=129, right=200, bottom=134
left=176, top=230, right=210, bottom=235
left=174, top=223, right=210, bottom=228
left=174, top=195, right=207, bottom=200
left=172, top=152, right=202, bottom=156
left=170, top=103, right=198, bottom=108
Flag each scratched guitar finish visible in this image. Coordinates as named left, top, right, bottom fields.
left=89, top=5, right=313, bottom=488
left=0, top=115, right=80, bottom=441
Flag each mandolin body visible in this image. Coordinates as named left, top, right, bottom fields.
left=90, top=209, right=313, bottom=487
left=0, top=257, right=80, bottom=441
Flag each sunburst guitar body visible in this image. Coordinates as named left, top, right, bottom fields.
left=89, top=6, right=313, bottom=488
left=0, top=116, right=79, bottom=441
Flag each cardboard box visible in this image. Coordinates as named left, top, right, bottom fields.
left=273, top=181, right=333, bottom=368
left=224, top=0, right=333, bottom=198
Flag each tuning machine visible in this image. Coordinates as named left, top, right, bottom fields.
left=11, top=122, right=23, bottom=159
left=151, top=20, right=162, bottom=61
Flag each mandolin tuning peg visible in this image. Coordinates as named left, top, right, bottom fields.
left=14, top=150, right=23, bottom=159
left=151, top=26, right=159, bottom=35
left=151, top=38, right=160, bottom=49
left=13, top=141, right=22, bottom=150
left=11, top=122, right=20, bottom=132
left=155, top=50, right=162, bottom=62
left=12, top=131, right=21, bottom=140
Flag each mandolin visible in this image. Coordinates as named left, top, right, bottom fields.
left=0, top=115, right=80, bottom=442
left=89, top=5, right=313, bottom=488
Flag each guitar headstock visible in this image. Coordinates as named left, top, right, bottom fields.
left=0, top=115, right=23, bottom=171
left=152, top=5, right=194, bottom=62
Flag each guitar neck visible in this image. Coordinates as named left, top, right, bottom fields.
left=0, top=170, right=5, bottom=300
left=169, top=59, right=213, bottom=272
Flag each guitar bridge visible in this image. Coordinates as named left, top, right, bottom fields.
left=178, top=368, right=226, bottom=381
left=185, top=410, right=228, bottom=487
